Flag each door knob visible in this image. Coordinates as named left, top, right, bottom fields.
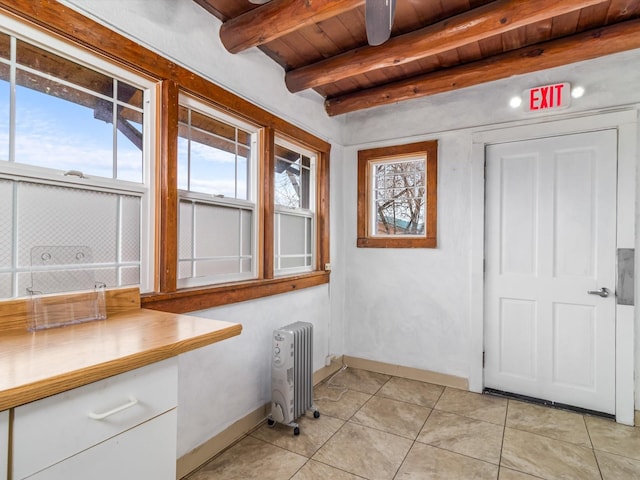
left=587, top=287, right=609, bottom=298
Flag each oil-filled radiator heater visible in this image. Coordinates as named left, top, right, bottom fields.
left=268, top=321, right=319, bottom=435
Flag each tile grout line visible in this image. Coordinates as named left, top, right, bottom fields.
left=390, top=383, right=447, bottom=479
left=496, top=399, right=509, bottom=479
left=583, top=414, right=605, bottom=480
left=390, top=398, right=436, bottom=480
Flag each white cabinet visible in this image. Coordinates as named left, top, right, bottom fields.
left=25, top=410, right=176, bottom=480
left=12, top=358, right=178, bottom=480
left=1, top=410, right=8, bottom=480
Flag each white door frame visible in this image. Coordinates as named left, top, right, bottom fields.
left=469, top=110, right=638, bottom=424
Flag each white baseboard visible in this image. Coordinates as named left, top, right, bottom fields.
left=342, top=356, right=469, bottom=390
left=176, top=403, right=267, bottom=479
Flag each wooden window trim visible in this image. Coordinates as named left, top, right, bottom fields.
left=140, top=272, right=329, bottom=313
left=1, top=1, right=331, bottom=313
left=158, top=80, right=180, bottom=293
left=357, top=140, right=437, bottom=248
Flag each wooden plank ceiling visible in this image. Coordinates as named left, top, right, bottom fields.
left=194, top=0, right=640, bottom=116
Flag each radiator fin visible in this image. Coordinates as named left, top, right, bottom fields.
left=271, top=321, right=314, bottom=425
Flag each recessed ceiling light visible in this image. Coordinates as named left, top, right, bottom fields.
left=571, top=86, right=585, bottom=98
left=249, top=0, right=270, bottom=4
left=509, top=96, right=522, bottom=108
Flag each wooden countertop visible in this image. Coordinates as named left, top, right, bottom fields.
left=0, top=291, right=242, bottom=411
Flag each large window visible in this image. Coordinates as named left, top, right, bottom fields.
left=0, top=18, right=155, bottom=299
left=274, top=138, right=316, bottom=275
left=0, top=3, right=331, bottom=313
left=357, top=140, right=438, bottom=248
left=177, top=95, right=258, bottom=287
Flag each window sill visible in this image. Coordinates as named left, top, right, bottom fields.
left=141, top=271, right=330, bottom=314
left=357, top=236, right=437, bottom=248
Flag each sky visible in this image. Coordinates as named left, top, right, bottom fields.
left=0, top=77, right=143, bottom=183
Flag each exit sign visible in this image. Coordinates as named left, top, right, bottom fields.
left=525, top=82, right=570, bottom=112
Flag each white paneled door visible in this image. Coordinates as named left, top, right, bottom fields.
left=484, top=130, right=617, bottom=414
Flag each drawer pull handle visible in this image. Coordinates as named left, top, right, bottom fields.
left=88, top=397, right=138, bottom=420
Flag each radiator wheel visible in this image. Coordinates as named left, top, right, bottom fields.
left=293, top=426, right=300, bottom=436
left=313, top=410, right=320, bottom=419
left=267, top=418, right=275, bottom=427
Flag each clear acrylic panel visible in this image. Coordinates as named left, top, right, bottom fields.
left=15, top=81, right=114, bottom=177
left=26, top=246, right=108, bottom=331
left=29, top=245, right=97, bottom=294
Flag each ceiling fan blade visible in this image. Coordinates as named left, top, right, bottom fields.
left=365, top=0, right=396, bottom=46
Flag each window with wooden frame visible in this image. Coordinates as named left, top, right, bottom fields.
left=273, top=138, right=316, bottom=276
left=357, top=140, right=437, bottom=248
left=1, top=2, right=331, bottom=314
left=0, top=15, right=156, bottom=300
left=177, top=94, right=259, bottom=288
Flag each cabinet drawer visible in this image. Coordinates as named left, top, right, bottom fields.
left=13, top=358, right=177, bottom=479
left=25, top=410, right=177, bottom=480
left=0, top=410, right=8, bottom=480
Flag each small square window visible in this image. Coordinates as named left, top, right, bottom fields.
left=357, top=140, right=437, bottom=248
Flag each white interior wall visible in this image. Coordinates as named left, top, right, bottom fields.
left=341, top=134, right=473, bottom=379
left=340, top=49, right=640, bottom=408
left=51, top=0, right=640, bottom=456
left=177, top=285, right=330, bottom=457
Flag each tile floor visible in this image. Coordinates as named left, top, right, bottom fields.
left=185, top=367, right=640, bottom=480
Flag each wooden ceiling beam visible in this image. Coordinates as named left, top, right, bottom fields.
left=285, top=0, right=607, bottom=93
left=219, top=0, right=364, bottom=54
left=325, top=19, right=640, bottom=116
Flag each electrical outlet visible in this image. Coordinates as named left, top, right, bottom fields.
left=325, top=355, right=333, bottom=366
